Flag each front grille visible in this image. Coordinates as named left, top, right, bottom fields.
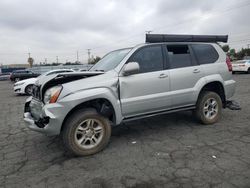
left=32, top=85, right=41, bottom=100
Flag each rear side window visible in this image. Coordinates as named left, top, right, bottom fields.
left=192, top=44, right=219, bottom=65
left=129, top=45, right=163, bottom=73
left=166, top=45, right=192, bottom=69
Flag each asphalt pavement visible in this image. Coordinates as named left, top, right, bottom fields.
left=0, top=74, right=250, bottom=188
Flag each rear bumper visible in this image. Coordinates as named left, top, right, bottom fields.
left=224, top=79, right=236, bottom=100
left=232, top=66, right=248, bottom=72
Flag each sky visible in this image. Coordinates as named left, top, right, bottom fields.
left=0, top=0, right=250, bottom=65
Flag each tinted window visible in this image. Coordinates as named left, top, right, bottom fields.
left=129, top=45, right=163, bottom=73
left=166, top=45, right=192, bottom=69
left=192, top=44, right=219, bottom=64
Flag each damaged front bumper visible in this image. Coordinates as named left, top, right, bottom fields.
left=23, top=97, right=68, bottom=136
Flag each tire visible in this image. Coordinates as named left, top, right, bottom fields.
left=194, top=91, right=222, bottom=125
left=14, top=77, right=20, bottom=82
left=62, top=108, right=111, bottom=156
left=25, top=84, right=33, bottom=95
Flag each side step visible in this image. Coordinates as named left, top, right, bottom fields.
left=123, top=105, right=195, bottom=122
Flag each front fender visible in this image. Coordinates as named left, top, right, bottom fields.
left=58, top=87, right=123, bottom=125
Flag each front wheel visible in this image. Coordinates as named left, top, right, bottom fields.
left=62, top=108, right=111, bottom=156
left=194, top=91, right=222, bottom=125
left=25, top=84, right=33, bottom=95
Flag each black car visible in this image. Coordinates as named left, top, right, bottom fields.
left=10, top=70, right=40, bottom=82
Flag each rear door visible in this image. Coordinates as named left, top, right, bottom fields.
left=191, top=44, right=220, bottom=76
left=119, top=45, right=171, bottom=117
left=165, top=44, right=204, bottom=107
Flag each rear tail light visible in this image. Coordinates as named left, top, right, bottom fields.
left=226, top=56, right=232, bottom=72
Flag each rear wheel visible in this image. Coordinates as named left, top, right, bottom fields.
left=62, top=108, right=111, bottom=156
left=194, top=91, right=222, bottom=125
left=25, top=84, right=33, bottom=95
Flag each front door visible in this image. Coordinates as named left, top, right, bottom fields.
left=119, top=45, right=171, bottom=117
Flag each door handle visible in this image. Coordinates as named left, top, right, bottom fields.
left=193, top=69, right=200, bottom=73
left=159, top=73, right=168, bottom=78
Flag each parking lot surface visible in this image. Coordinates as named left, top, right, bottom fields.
left=0, top=74, right=250, bottom=188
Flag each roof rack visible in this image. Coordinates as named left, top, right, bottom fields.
left=146, top=34, right=228, bottom=43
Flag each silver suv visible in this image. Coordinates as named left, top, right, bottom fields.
left=24, top=34, right=236, bottom=156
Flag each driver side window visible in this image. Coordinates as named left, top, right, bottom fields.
left=129, top=45, right=163, bottom=74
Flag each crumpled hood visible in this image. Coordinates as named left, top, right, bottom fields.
left=35, top=71, right=104, bottom=87
left=59, top=70, right=119, bottom=100
left=35, top=71, right=110, bottom=98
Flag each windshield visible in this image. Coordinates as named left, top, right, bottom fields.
left=90, top=48, right=131, bottom=72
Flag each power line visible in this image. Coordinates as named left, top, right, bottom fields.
left=88, top=0, right=250, bottom=52
left=1, top=0, right=250, bottom=61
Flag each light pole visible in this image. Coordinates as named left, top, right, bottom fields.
left=87, top=49, right=91, bottom=63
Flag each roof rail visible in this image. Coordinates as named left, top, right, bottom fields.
left=146, top=34, right=228, bottom=43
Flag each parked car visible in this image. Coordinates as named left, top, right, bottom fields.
left=14, top=69, right=75, bottom=95
left=10, top=70, right=40, bottom=82
left=232, top=60, right=250, bottom=74
left=0, top=73, right=11, bottom=81
left=23, top=34, right=236, bottom=156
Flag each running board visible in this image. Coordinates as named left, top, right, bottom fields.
left=123, top=105, right=195, bottom=122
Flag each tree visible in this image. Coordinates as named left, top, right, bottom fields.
left=89, top=56, right=101, bottom=64
left=228, top=48, right=236, bottom=60
left=222, top=45, right=230, bottom=53
left=28, top=57, right=34, bottom=68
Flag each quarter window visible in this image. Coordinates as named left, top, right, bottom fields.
left=166, top=45, right=192, bottom=69
left=129, top=45, right=163, bottom=73
left=192, top=44, right=219, bottom=64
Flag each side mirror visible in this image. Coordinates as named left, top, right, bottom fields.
left=123, top=62, right=140, bottom=76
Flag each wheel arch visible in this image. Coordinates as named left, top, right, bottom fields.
left=198, top=81, right=226, bottom=106
left=61, top=98, right=116, bottom=133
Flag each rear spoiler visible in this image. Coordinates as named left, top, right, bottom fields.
left=146, top=34, right=228, bottom=43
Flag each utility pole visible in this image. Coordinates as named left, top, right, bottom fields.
left=44, top=58, right=47, bottom=64
left=56, top=56, right=59, bottom=64
left=145, top=30, right=153, bottom=34
left=87, top=49, right=91, bottom=63
left=28, top=52, right=31, bottom=58
left=76, top=51, right=79, bottom=63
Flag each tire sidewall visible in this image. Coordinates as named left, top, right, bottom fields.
left=196, top=91, right=222, bottom=125
left=25, top=84, right=33, bottom=95
left=62, top=109, right=111, bottom=156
